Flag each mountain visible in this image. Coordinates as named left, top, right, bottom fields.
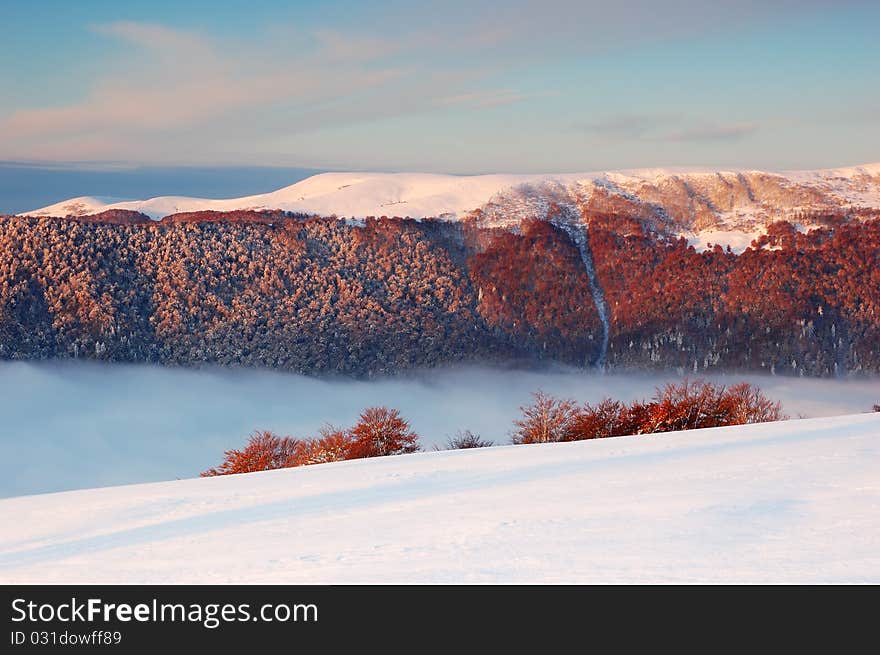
left=23, top=163, right=880, bottom=252
left=2, top=412, right=878, bottom=583
left=4, top=161, right=880, bottom=378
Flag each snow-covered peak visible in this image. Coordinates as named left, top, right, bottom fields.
left=19, top=164, right=880, bottom=252
left=23, top=164, right=880, bottom=220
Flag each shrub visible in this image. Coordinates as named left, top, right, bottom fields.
left=518, top=380, right=785, bottom=444
left=568, top=398, right=635, bottom=440
left=720, top=382, right=785, bottom=424
left=442, top=430, right=494, bottom=449
left=644, top=379, right=731, bottom=433
left=201, top=430, right=301, bottom=476
left=639, top=379, right=784, bottom=434
left=203, top=407, right=422, bottom=476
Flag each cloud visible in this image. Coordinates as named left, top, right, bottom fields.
left=2, top=23, right=250, bottom=137
left=582, top=113, right=758, bottom=144
left=437, top=89, right=556, bottom=110
left=663, top=122, right=759, bottom=142
left=91, top=20, right=216, bottom=57
left=581, top=113, right=679, bottom=141
left=2, top=15, right=556, bottom=164
left=0, top=1, right=849, bottom=165
left=0, top=21, right=428, bottom=162
left=312, top=29, right=404, bottom=62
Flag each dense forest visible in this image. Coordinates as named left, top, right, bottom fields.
left=0, top=208, right=878, bottom=377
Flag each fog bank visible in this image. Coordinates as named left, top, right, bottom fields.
left=1, top=361, right=877, bottom=498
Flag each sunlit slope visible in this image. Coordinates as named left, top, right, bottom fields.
left=22, top=164, right=880, bottom=252
left=2, top=413, right=878, bottom=583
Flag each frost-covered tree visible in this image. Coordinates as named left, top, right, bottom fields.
left=511, top=391, right=579, bottom=444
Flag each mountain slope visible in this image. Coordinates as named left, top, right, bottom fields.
left=23, top=164, right=880, bottom=251
left=2, top=413, right=878, bottom=583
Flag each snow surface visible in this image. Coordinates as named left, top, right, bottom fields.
left=23, top=172, right=555, bottom=221
left=688, top=229, right=759, bottom=253
left=2, top=412, right=878, bottom=584
left=24, top=164, right=880, bottom=222
left=785, top=162, right=880, bottom=208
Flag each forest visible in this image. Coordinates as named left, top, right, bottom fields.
left=0, top=208, right=878, bottom=377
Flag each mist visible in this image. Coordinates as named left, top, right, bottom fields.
left=1, top=360, right=877, bottom=498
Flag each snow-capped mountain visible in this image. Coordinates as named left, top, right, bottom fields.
left=2, top=412, right=878, bottom=583
left=22, top=163, right=880, bottom=252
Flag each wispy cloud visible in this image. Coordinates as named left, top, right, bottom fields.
left=662, top=122, right=759, bottom=142
left=437, top=89, right=556, bottom=110
left=582, top=113, right=758, bottom=144
left=0, top=18, right=549, bottom=163
left=581, top=113, right=678, bottom=141
left=0, top=0, right=862, bottom=167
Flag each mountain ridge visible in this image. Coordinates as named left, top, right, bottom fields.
left=22, top=163, right=880, bottom=252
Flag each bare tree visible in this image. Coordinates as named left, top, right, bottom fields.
left=511, top=391, right=579, bottom=444
left=439, top=430, right=494, bottom=450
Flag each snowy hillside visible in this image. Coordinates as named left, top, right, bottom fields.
left=22, top=164, right=880, bottom=252
left=23, top=172, right=549, bottom=221
left=2, top=413, right=878, bottom=584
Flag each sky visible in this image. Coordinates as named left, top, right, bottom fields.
left=0, top=0, right=878, bottom=175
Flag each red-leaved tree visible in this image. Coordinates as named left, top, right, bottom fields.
left=288, top=425, right=354, bottom=466
left=348, top=407, right=421, bottom=458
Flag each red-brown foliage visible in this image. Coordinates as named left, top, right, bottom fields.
left=467, top=219, right=602, bottom=363
left=160, top=209, right=301, bottom=224
left=71, top=209, right=153, bottom=225
left=286, top=425, right=354, bottom=466
left=567, top=398, right=640, bottom=440
left=517, top=380, right=785, bottom=443
left=201, top=430, right=301, bottom=476
left=202, top=407, right=421, bottom=476
left=348, top=406, right=421, bottom=458
left=2, top=212, right=879, bottom=375
left=588, top=216, right=880, bottom=375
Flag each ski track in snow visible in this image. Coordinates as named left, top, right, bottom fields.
left=1, top=413, right=878, bottom=584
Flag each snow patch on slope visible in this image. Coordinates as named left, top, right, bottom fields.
left=688, top=229, right=759, bottom=253
left=1, top=413, right=878, bottom=584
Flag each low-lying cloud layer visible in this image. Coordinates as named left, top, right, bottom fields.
left=0, top=360, right=876, bottom=498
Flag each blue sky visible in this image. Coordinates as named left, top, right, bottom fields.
left=1, top=0, right=877, bottom=173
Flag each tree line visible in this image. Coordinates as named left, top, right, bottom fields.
left=202, top=379, right=786, bottom=476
